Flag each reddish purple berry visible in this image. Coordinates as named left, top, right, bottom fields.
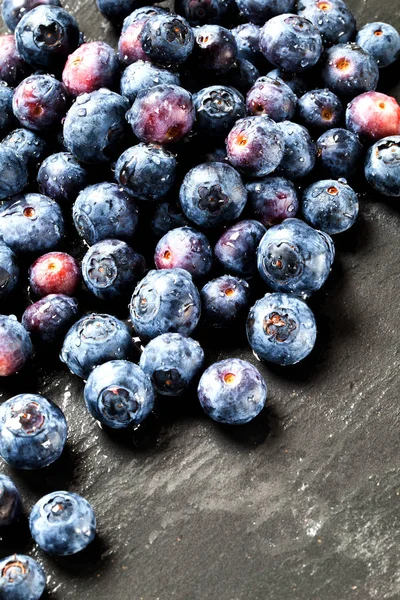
left=154, top=226, right=213, bottom=280
left=13, top=74, right=68, bottom=132
left=29, top=252, right=81, bottom=298
left=0, top=315, right=32, bottom=377
left=62, top=42, right=119, bottom=97
left=346, top=92, right=400, bottom=142
left=0, top=34, right=31, bottom=86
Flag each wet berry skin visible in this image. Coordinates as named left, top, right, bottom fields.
left=235, top=0, right=294, bottom=25
left=2, top=128, right=48, bottom=171
left=154, top=226, right=213, bottom=280
left=0, top=554, right=46, bottom=600
left=345, top=92, right=400, bottom=142
left=220, top=58, right=259, bottom=95
left=302, top=179, right=359, bottom=235
left=127, top=84, right=195, bottom=146
left=15, top=5, right=80, bottom=71
left=232, top=22, right=263, bottom=66
left=129, top=268, right=201, bottom=340
left=276, top=121, right=316, bottom=180
left=246, top=292, right=317, bottom=365
left=30, top=491, right=96, bottom=555
left=259, top=14, right=323, bottom=72
left=63, top=89, right=129, bottom=164
left=246, top=176, right=299, bottom=227
left=316, top=128, right=363, bottom=179
left=194, top=85, right=245, bottom=139
left=37, top=152, right=89, bottom=204
left=267, top=68, right=308, bottom=97
left=22, top=294, right=79, bottom=345
left=192, top=24, right=237, bottom=73
left=0, top=193, right=64, bottom=255
left=139, top=333, right=204, bottom=396
left=0, top=34, right=31, bottom=86
left=0, top=315, right=32, bottom=377
left=73, top=183, right=139, bottom=245
left=85, top=360, right=154, bottom=427
left=118, top=18, right=150, bottom=65
left=364, top=136, right=400, bottom=197
left=297, top=89, right=343, bottom=133
left=257, top=218, right=335, bottom=297
left=2, top=0, right=61, bottom=32
left=321, top=43, right=379, bottom=98
left=197, top=358, right=267, bottom=425
left=29, top=252, right=81, bottom=297
left=122, top=6, right=169, bottom=31
left=0, top=393, right=67, bottom=468
left=0, top=83, right=17, bottom=138
left=151, top=202, right=190, bottom=238
left=0, top=241, right=19, bottom=302
left=356, top=22, right=400, bottom=68
left=200, top=275, right=251, bottom=328
left=297, top=0, right=356, bottom=46
left=82, top=239, right=145, bottom=300
left=60, top=313, right=135, bottom=379
left=62, top=41, right=120, bottom=97
left=13, top=74, right=68, bottom=132
left=0, top=474, right=22, bottom=526
left=120, top=61, right=180, bottom=104
left=246, top=76, right=297, bottom=122
left=179, top=162, right=247, bottom=229
left=214, top=220, right=266, bottom=278
left=97, top=0, right=145, bottom=23
left=0, top=145, right=28, bottom=200
left=140, top=13, right=194, bottom=67
left=176, top=0, right=237, bottom=27
left=115, top=143, right=177, bottom=202
left=226, top=116, right=284, bottom=178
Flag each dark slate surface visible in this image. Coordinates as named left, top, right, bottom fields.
left=1, top=1, right=400, bottom=599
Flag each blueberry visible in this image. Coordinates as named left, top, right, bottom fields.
left=151, top=202, right=190, bottom=238
left=0, top=475, right=22, bottom=527
left=127, top=84, right=195, bottom=145
left=214, top=220, right=266, bottom=278
left=179, top=162, right=247, bottom=228
left=37, top=152, right=89, bottom=204
left=0, top=241, right=19, bottom=302
left=200, top=275, right=251, bottom=328
left=0, top=145, right=28, bottom=200
left=194, top=85, right=245, bottom=139
left=0, top=554, right=46, bottom=600
left=30, top=491, right=96, bottom=555
left=139, top=333, right=204, bottom=396
left=246, top=292, right=317, bottom=365
left=73, top=183, right=139, bottom=245
left=82, top=239, right=145, bottom=300
left=140, top=13, right=194, bottom=67
left=192, top=25, right=237, bottom=73
left=62, top=41, right=120, bottom=97
left=297, top=0, right=356, bottom=46
left=22, top=294, right=79, bottom=345
left=356, top=22, right=400, bottom=68
left=84, top=360, right=154, bottom=427
left=246, top=76, right=297, bottom=122
left=97, top=0, right=144, bottom=23
left=267, top=68, right=308, bottom=97
left=120, top=61, right=180, bottom=104
left=29, top=251, right=81, bottom=297
left=0, top=393, right=67, bottom=468
left=260, top=14, right=323, bottom=72
left=364, top=136, right=400, bottom=197
left=60, top=313, right=135, bottom=379
left=2, top=0, right=61, bottom=32
left=15, top=5, right=80, bottom=71
left=345, top=92, right=400, bottom=143
left=176, top=0, right=237, bottom=27
left=130, top=268, right=201, bottom=340
left=235, top=0, right=295, bottom=25
left=275, top=121, right=316, bottom=180
left=0, top=193, right=64, bottom=255
left=115, top=144, right=177, bottom=201
left=154, top=226, right=213, bottom=279
left=122, top=6, right=169, bottom=31
left=219, top=58, right=260, bottom=95
left=231, top=22, right=263, bottom=66
left=226, top=116, right=284, bottom=177
left=2, top=128, right=48, bottom=171
left=64, top=89, right=129, bottom=164
left=316, top=128, right=363, bottom=179
left=118, top=19, right=150, bottom=65
left=246, top=176, right=299, bottom=227
left=257, top=218, right=335, bottom=297
left=197, top=358, right=267, bottom=424
left=297, top=89, right=343, bottom=133
left=0, top=34, right=31, bottom=86
left=321, top=43, right=379, bottom=98
left=0, top=315, right=32, bottom=377
left=302, top=179, right=359, bottom=234
left=0, top=82, right=17, bottom=137
left=13, top=74, right=68, bottom=132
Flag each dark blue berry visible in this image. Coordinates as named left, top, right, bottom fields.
left=200, top=275, right=251, bottom=328
left=151, top=202, right=190, bottom=238
left=356, top=22, right=400, bottom=68
left=276, top=121, right=316, bottom=180
left=231, top=22, right=263, bottom=66
left=176, top=0, right=237, bottom=27
left=364, top=136, right=400, bottom=197
left=193, top=24, right=237, bottom=73
left=0, top=554, right=46, bottom=600
left=214, top=219, right=266, bottom=278
left=267, top=68, right=308, bottom=97
left=246, top=76, right=297, bottom=122
left=2, top=0, right=61, bottom=32
left=297, top=89, right=343, bottom=133
left=321, top=43, right=379, bottom=98
left=22, top=294, right=79, bottom=345
left=235, top=0, right=295, bottom=25
left=37, top=152, right=89, bottom=204
left=194, top=85, right=245, bottom=139
left=0, top=241, right=19, bottom=302
left=140, top=13, right=194, bottom=67
left=2, top=128, right=48, bottom=171
left=302, top=179, right=359, bottom=234
left=297, top=0, right=356, bottom=46
left=154, top=226, right=213, bottom=279
left=120, top=60, right=180, bottom=104
left=219, top=58, right=260, bottom=95
left=246, top=176, right=299, bottom=227
left=316, top=128, right=364, bottom=179
left=0, top=82, right=17, bottom=138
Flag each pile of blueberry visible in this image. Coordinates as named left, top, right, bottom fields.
left=0, top=0, right=399, bottom=595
